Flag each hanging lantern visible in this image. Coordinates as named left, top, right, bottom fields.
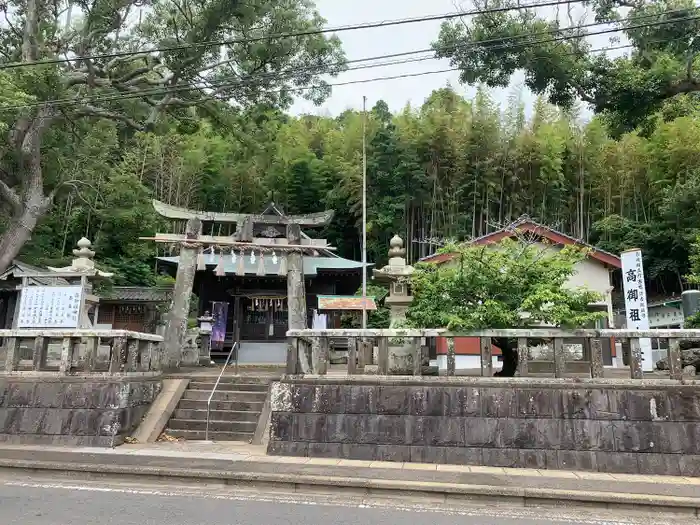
left=256, top=252, right=266, bottom=276
left=272, top=251, right=278, bottom=265
left=250, top=249, right=256, bottom=264
left=215, top=251, right=225, bottom=276
left=197, top=248, right=206, bottom=271
left=277, top=255, right=287, bottom=276
left=236, top=249, right=245, bottom=276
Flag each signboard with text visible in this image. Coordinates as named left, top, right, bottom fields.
left=620, top=249, right=653, bottom=371
left=17, top=285, right=83, bottom=329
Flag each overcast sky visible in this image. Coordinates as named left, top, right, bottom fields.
left=289, top=0, right=623, bottom=118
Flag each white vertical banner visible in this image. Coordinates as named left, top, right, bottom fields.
left=621, top=249, right=653, bottom=371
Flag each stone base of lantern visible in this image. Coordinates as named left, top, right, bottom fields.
left=388, top=343, right=414, bottom=374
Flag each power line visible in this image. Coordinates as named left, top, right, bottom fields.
left=1, top=13, right=697, bottom=112
left=0, top=48, right=658, bottom=114
left=2, top=2, right=694, bottom=75
left=319, top=6, right=700, bottom=73
left=0, top=0, right=593, bottom=71
left=360, top=6, right=699, bottom=66
left=21, top=15, right=700, bottom=106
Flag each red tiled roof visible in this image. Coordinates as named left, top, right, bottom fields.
left=420, top=219, right=621, bottom=269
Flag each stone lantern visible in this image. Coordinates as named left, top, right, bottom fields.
left=45, top=237, right=113, bottom=328
left=197, top=312, right=215, bottom=366
left=374, top=234, right=414, bottom=323
left=373, top=235, right=420, bottom=374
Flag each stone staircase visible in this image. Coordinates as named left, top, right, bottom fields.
left=165, top=377, right=271, bottom=441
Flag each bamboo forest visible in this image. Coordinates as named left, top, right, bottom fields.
left=15, top=88, right=700, bottom=297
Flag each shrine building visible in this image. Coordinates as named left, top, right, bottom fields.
left=153, top=200, right=372, bottom=364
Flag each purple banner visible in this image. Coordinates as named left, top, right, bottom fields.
left=211, top=301, right=228, bottom=350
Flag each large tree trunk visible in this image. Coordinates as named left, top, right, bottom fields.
left=0, top=105, right=58, bottom=274
left=0, top=201, right=43, bottom=273
left=493, top=337, right=518, bottom=377
left=0, top=2, right=60, bottom=274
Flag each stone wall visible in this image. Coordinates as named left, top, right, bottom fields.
left=0, top=376, right=161, bottom=446
left=267, top=376, right=700, bottom=476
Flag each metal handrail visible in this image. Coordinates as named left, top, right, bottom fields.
left=205, top=341, right=238, bottom=442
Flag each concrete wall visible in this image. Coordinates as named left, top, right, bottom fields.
left=0, top=376, right=161, bottom=446
left=267, top=377, right=700, bottom=476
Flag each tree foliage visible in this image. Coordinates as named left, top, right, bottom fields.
left=406, top=239, right=605, bottom=330
left=339, top=284, right=391, bottom=329
left=10, top=83, right=700, bottom=299
left=433, top=0, right=700, bottom=135
left=0, top=0, right=344, bottom=273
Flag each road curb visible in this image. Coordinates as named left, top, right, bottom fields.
left=0, top=458, right=698, bottom=516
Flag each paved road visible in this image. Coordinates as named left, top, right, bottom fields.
left=0, top=475, right=687, bottom=525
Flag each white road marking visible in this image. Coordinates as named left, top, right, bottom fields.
left=1, top=478, right=685, bottom=525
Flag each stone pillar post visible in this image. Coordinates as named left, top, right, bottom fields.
left=286, top=223, right=307, bottom=373
left=163, top=217, right=202, bottom=369
left=286, top=224, right=306, bottom=330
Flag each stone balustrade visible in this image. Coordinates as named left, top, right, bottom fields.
left=0, top=330, right=164, bottom=375
left=286, top=328, right=700, bottom=379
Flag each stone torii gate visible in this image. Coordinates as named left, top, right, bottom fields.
left=142, top=200, right=336, bottom=368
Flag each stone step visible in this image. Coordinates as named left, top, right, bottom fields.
left=164, top=429, right=253, bottom=442
left=182, top=390, right=267, bottom=403
left=167, top=419, right=258, bottom=432
left=177, top=399, right=265, bottom=412
left=188, top=382, right=269, bottom=392
left=172, top=409, right=260, bottom=422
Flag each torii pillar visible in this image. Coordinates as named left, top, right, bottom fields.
left=286, top=224, right=306, bottom=331
left=162, top=217, right=202, bottom=369
left=286, top=223, right=309, bottom=373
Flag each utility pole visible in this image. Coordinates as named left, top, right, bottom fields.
left=361, top=96, right=368, bottom=330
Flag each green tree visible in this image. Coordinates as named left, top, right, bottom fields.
left=93, top=172, right=163, bottom=286
left=433, top=0, right=700, bottom=134
left=407, top=239, right=604, bottom=375
left=14, top=77, right=700, bottom=303
left=0, top=0, right=345, bottom=273
left=340, top=284, right=391, bottom=329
